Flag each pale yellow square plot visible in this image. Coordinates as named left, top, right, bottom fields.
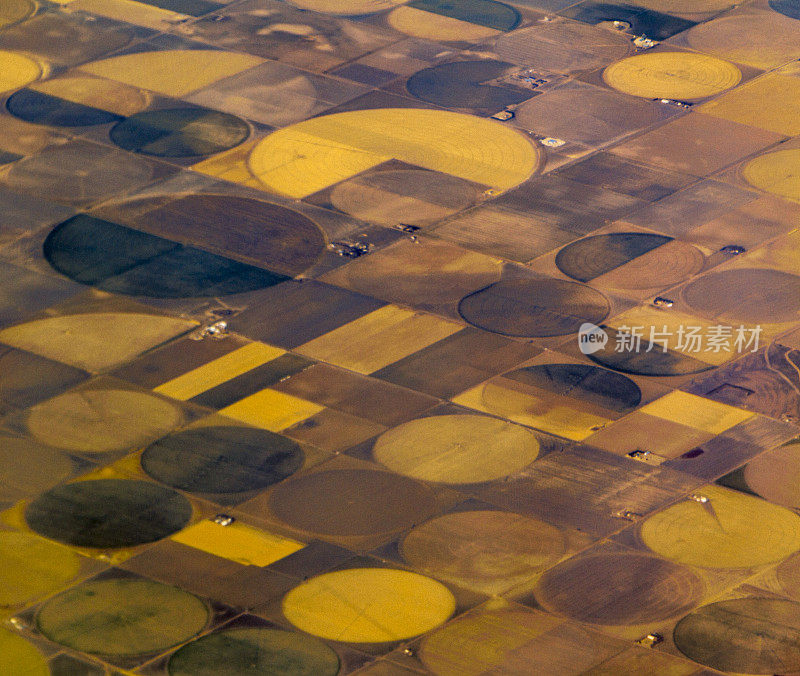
left=453, top=384, right=609, bottom=441
left=172, top=520, right=305, bottom=567
left=640, top=391, right=753, bottom=435
left=699, top=71, right=800, bottom=137
left=69, top=0, right=183, bottom=30
left=220, top=389, right=323, bottom=431
left=294, top=305, right=462, bottom=374
left=154, top=342, right=285, bottom=401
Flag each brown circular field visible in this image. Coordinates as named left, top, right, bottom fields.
left=682, top=268, right=800, bottom=323
left=674, top=598, right=800, bottom=674
left=267, top=468, right=438, bottom=536
left=458, top=278, right=610, bottom=337
left=400, top=510, right=565, bottom=593
left=535, top=552, right=704, bottom=626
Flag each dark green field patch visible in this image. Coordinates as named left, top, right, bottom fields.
left=136, top=0, right=223, bottom=16
left=141, top=426, right=304, bottom=495
left=44, top=214, right=289, bottom=298
left=770, top=0, right=800, bottom=19
left=110, top=108, right=249, bottom=157
left=409, top=0, right=521, bottom=31
left=168, top=628, right=340, bottom=676
left=7, top=88, right=124, bottom=127
left=560, top=2, right=695, bottom=40
left=25, top=479, right=193, bottom=549
left=406, top=60, right=532, bottom=113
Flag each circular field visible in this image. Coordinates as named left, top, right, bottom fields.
left=330, top=169, right=481, bottom=226
left=587, top=326, right=716, bottom=377
left=7, top=75, right=148, bottom=127
left=267, top=468, right=438, bottom=537
left=418, top=606, right=598, bottom=675
left=0, top=312, right=197, bottom=373
left=400, top=510, right=565, bottom=593
left=288, top=0, right=405, bottom=14
left=771, top=0, right=800, bottom=19
left=36, top=578, right=208, bottom=656
left=603, top=52, right=741, bottom=100
left=387, top=0, right=519, bottom=42
left=674, top=598, right=800, bottom=674
left=324, top=237, right=502, bottom=305
left=535, top=552, right=704, bottom=625
left=25, top=479, right=193, bottom=549
left=26, top=389, right=184, bottom=454
left=0, top=629, right=47, bottom=676
left=0, top=0, right=36, bottom=29
left=4, top=141, right=156, bottom=206
left=685, top=12, right=800, bottom=70
left=0, top=50, right=39, bottom=93
left=743, top=148, right=800, bottom=202
left=495, top=22, right=630, bottom=74
left=458, top=278, right=610, bottom=337
left=640, top=485, right=800, bottom=568
left=555, top=232, right=703, bottom=288
left=44, top=209, right=308, bottom=298
left=485, top=364, right=642, bottom=413
left=682, top=268, right=800, bottom=323
left=110, top=108, right=250, bottom=157
left=406, top=60, right=530, bottom=113
left=373, top=414, right=540, bottom=484
left=168, top=627, right=340, bottom=676
left=142, top=426, right=304, bottom=495
left=0, top=531, right=82, bottom=609
left=741, top=440, right=800, bottom=509
left=282, top=568, right=455, bottom=643
left=248, top=108, right=542, bottom=199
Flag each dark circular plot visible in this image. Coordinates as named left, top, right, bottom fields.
left=588, top=327, right=716, bottom=377
left=500, top=363, right=641, bottom=412
left=142, top=426, right=304, bottom=495
left=267, top=469, right=438, bottom=537
left=25, top=479, right=193, bottom=549
left=110, top=108, right=250, bottom=157
left=674, top=598, right=800, bottom=674
left=535, top=553, right=704, bottom=626
left=43, top=211, right=301, bottom=298
left=770, top=0, right=800, bottom=20
left=37, top=578, right=208, bottom=657
left=168, top=628, right=340, bottom=676
left=683, top=268, right=800, bottom=323
left=555, top=232, right=672, bottom=282
left=458, top=278, right=610, bottom=337
left=406, top=60, right=530, bottom=113
left=8, top=88, right=122, bottom=127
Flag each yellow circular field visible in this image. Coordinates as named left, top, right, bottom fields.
left=248, top=108, right=542, bottom=199
left=27, top=389, right=184, bottom=454
left=603, top=52, right=741, bottom=100
left=0, top=629, right=48, bottom=676
left=289, top=0, right=406, bottom=14
left=0, top=312, right=197, bottom=372
left=372, top=414, right=541, bottom=484
left=640, top=485, right=800, bottom=568
left=387, top=6, right=499, bottom=42
left=0, top=531, right=81, bottom=609
left=282, top=568, right=455, bottom=643
left=0, top=50, right=40, bottom=93
left=742, top=148, right=800, bottom=202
